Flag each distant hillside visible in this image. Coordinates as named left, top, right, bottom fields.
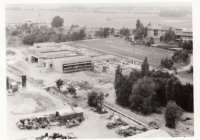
left=159, top=9, right=192, bottom=17
left=6, top=7, right=21, bottom=10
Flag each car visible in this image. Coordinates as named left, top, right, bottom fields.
left=67, top=132, right=76, bottom=139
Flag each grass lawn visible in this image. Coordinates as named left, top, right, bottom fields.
left=71, top=37, right=174, bottom=67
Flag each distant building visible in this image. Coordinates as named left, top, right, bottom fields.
left=147, top=24, right=193, bottom=42
left=146, top=24, right=174, bottom=38
left=174, top=28, right=193, bottom=42
left=23, top=19, right=38, bottom=25
left=129, top=35, right=135, bottom=42
left=28, top=43, right=93, bottom=73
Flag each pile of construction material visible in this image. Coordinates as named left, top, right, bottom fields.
left=16, top=108, right=84, bottom=130
left=106, top=114, right=151, bottom=137
left=106, top=115, right=127, bottom=129
left=116, top=125, right=144, bottom=137
left=35, top=132, right=76, bottom=140
left=17, top=132, right=76, bottom=140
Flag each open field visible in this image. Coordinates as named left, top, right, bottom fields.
left=6, top=10, right=192, bottom=28
left=69, top=37, right=174, bottom=67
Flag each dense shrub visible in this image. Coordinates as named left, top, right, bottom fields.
left=51, top=16, right=64, bottom=28
left=87, top=91, right=104, bottom=112
left=11, top=30, right=19, bottom=36
left=172, top=50, right=189, bottom=63
left=160, top=57, right=174, bottom=69
left=165, top=101, right=183, bottom=128
left=114, top=57, right=193, bottom=115
left=129, top=76, right=157, bottom=115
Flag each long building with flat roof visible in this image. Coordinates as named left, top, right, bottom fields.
left=53, top=56, right=93, bottom=73
left=27, top=42, right=93, bottom=73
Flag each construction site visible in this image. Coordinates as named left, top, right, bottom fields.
left=6, top=38, right=194, bottom=139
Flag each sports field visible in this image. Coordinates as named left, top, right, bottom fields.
left=70, top=37, right=174, bottom=67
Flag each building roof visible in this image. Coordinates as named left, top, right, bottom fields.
left=29, top=47, right=69, bottom=54
left=38, top=51, right=76, bottom=59
left=53, top=55, right=92, bottom=64
left=58, top=107, right=83, bottom=116
left=147, top=25, right=174, bottom=31
left=33, top=42, right=57, bottom=48
left=175, top=31, right=193, bottom=37
left=130, top=129, right=171, bottom=138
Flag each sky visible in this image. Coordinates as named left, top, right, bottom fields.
left=6, top=2, right=192, bottom=9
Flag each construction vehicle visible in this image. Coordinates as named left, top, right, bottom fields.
left=117, top=125, right=140, bottom=137
left=106, top=115, right=126, bottom=129
left=67, top=132, right=76, bottom=139
left=106, top=120, right=125, bottom=129
left=66, top=119, right=80, bottom=128
left=16, top=121, right=25, bottom=130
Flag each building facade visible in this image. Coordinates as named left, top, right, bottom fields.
left=146, top=24, right=174, bottom=38
left=147, top=24, right=193, bottom=42
left=175, top=29, right=193, bottom=42
left=53, top=56, right=93, bottom=73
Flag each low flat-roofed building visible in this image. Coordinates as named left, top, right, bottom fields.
left=53, top=55, right=93, bottom=73
left=39, top=51, right=78, bottom=59
left=29, top=46, right=68, bottom=54
left=28, top=50, right=76, bottom=63
left=175, top=30, right=193, bottom=42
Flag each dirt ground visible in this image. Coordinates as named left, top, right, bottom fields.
left=6, top=43, right=193, bottom=139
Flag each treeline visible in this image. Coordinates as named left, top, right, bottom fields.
left=120, top=27, right=130, bottom=36
left=159, top=9, right=192, bottom=17
left=119, top=19, right=147, bottom=40
left=22, top=28, right=86, bottom=45
left=94, top=27, right=115, bottom=38
left=179, top=39, right=193, bottom=51
left=114, top=57, right=193, bottom=116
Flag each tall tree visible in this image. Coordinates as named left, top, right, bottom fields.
left=165, top=101, right=183, bottom=128
left=111, top=28, right=115, bottom=35
left=78, top=28, right=86, bottom=40
left=117, top=76, right=132, bottom=106
left=56, top=79, right=64, bottom=91
left=114, top=65, right=124, bottom=90
left=136, top=19, right=141, bottom=29
left=129, top=76, right=156, bottom=115
left=166, top=77, right=180, bottom=101
left=103, top=27, right=110, bottom=38
left=182, top=41, right=188, bottom=50
left=178, top=39, right=183, bottom=48
left=163, top=28, right=176, bottom=42
left=141, top=57, right=149, bottom=76
left=51, top=16, right=64, bottom=28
